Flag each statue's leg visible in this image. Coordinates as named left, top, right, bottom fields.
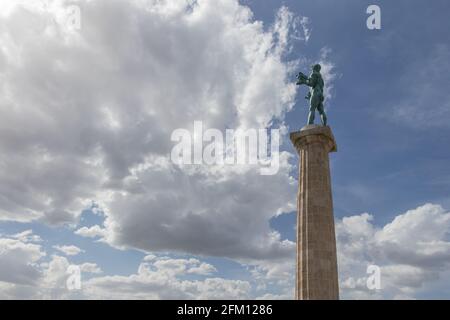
left=307, top=105, right=315, bottom=125
left=308, top=95, right=320, bottom=125
left=317, top=102, right=327, bottom=126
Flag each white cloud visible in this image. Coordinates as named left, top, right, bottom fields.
left=74, top=225, right=107, bottom=239
left=153, top=257, right=217, bottom=276
left=11, top=229, right=42, bottom=243
left=337, top=203, right=450, bottom=299
left=1, top=203, right=450, bottom=299
left=102, top=154, right=296, bottom=260
left=0, top=237, right=45, bottom=285
left=39, top=255, right=74, bottom=298
left=0, top=254, right=105, bottom=299
left=0, top=0, right=299, bottom=261
left=53, top=245, right=84, bottom=256
left=82, top=256, right=249, bottom=299
left=187, top=262, right=217, bottom=276
left=1, top=252, right=248, bottom=299
left=80, top=262, right=102, bottom=274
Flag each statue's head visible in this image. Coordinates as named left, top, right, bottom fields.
left=312, top=64, right=321, bottom=72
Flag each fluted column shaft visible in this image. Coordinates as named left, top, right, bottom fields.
left=290, top=125, right=339, bottom=300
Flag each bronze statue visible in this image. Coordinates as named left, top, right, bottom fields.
left=296, top=64, right=327, bottom=126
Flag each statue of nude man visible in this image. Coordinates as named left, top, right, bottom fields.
left=296, top=64, right=327, bottom=126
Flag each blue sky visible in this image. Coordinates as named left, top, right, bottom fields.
left=0, top=0, right=450, bottom=299
left=265, top=0, right=450, bottom=221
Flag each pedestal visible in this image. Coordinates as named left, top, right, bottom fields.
left=290, top=124, right=339, bottom=300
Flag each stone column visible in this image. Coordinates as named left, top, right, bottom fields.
left=290, top=124, right=339, bottom=300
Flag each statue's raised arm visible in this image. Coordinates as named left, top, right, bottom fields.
left=296, top=64, right=327, bottom=126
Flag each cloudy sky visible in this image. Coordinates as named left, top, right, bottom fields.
left=0, top=0, right=450, bottom=299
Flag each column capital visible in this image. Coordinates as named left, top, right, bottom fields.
left=290, top=125, right=337, bottom=153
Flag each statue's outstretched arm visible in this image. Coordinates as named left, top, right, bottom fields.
left=296, top=72, right=307, bottom=85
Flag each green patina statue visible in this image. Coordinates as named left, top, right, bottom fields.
left=296, top=64, right=327, bottom=126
